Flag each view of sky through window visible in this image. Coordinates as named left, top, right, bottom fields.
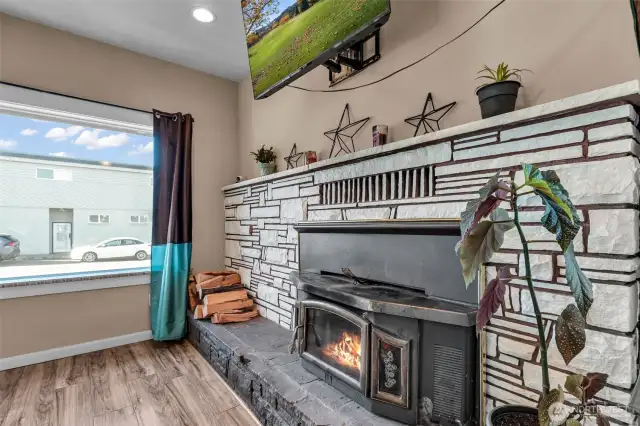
left=0, top=114, right=153, bottom=167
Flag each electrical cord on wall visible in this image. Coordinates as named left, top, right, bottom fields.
left=287, top=0, right=508, bottom=94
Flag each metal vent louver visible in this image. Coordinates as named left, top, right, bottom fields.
left=433, top=344, right=464, bottom=420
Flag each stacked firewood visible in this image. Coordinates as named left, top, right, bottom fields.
left=188, top=271, right=259, bottom=324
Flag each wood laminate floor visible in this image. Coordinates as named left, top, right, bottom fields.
left=0, top=340, right=260, bottom=426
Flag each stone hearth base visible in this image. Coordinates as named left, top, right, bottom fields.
left=187, top=314, right=402, bottom=426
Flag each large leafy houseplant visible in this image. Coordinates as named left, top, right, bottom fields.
left=456, top=164, right=611, bottom=426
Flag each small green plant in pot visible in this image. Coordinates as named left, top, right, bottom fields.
left=476, top=62, right=530, bottom=119
left=456, top=165, right=612, bottom=426
left=250, top=145, right=277, bottom=176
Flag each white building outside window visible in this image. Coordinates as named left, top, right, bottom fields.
left=0, top=83, right=154, bottom=283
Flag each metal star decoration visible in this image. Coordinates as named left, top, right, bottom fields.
left=404, top=93, right=456, bottom=137
left=285, top=143, right=305, bottom=170
left=324, top=104, right=370, bottom=158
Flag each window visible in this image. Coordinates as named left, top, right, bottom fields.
left=0, top=82, right=153, bottom=285
left=130, top=215, right=150, bottom=224
left=89, top=214, right=110, bottom=224
left=36, top=168, right=73, bottom=181
left=36, top=168, right=54, bottom=179
left=102, top=239, right=122, bottom=247
left=123, top=239, right=144, bottom=245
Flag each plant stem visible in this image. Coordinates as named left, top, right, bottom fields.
left=511, top=186, right=551, bottom=397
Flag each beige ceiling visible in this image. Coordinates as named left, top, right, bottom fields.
left=0, top=0, right=250, bottom=81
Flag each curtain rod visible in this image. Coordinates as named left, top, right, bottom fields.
left=154, top=110, right=194, bottom=122
left=0, top=80, right=152, bottom=115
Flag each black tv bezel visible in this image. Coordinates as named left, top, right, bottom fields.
left=247, top=0, right=392, bottom=100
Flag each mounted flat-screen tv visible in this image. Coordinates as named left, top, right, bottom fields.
left=242, top=0, right=391, bottom=99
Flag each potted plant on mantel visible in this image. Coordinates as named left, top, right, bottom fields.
left=476, top=62, right=530, bottom=119
left=250, top=145, right=277, bottom=176
left=456, top=164, right=612, bottom=426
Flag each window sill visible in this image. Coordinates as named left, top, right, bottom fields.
left=0, top=270, right=150, bottom=299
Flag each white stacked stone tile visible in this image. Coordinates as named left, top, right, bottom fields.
left=223, top=96, right=640, bottom=425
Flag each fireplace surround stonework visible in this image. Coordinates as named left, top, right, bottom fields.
left=223, top=81, right=640, bottom=425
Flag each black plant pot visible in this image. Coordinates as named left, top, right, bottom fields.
left=476, top=80, right=521, bottom=119
left=486, top=405, right=538, bottom=426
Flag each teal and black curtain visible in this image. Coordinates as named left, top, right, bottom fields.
left=150, top=110, right=193, bottom=341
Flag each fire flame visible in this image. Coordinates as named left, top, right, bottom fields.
left=322, top=331, right=361, bottom=371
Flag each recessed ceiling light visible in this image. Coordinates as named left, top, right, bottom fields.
left=192, top=7, right=215, bottom=23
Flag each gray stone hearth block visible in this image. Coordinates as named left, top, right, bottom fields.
left=187, top=314, right=402, bottom=426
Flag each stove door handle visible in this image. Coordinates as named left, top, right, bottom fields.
left=288, top=325, right=303, bottom=354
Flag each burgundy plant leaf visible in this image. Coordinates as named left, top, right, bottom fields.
left=458, top=171, right=509, bottom=246
left=582, top=372, right=608, bottom=400
left=476, top=266, right=511, bottom=333
left=555, top=304, right=586, bottom=365
left=458, top=209, right=514, bottom=286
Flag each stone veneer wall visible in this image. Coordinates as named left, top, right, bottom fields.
left=224, top=96, right=640, bottom=425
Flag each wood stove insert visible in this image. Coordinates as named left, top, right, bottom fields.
left=291, top=221, right=479, bottom=426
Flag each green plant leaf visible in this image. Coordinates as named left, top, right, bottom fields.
left=563, top=243, right=594, bottom=317
left=522, top=164, right=580, bottom=251
left=582, top=372, right=608, bottom=400
left=458, top=209, right=514, bottom=287
left=476, top=267, right=511, bottom=333
left=564, top=374, right=584, bottom=399
left=555, top=304, right=586, bottom=365
left=458, top=171, right=508, bottom=242
left=538, top=386, right=564, bottom=426
left=596, top=412, right=611, bottom=426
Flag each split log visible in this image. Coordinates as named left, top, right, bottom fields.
left=196, top=274, right=241, bottom=297
left=195, top=270, right=236, bottom=284
left=188, top=283, right=199, bottom=310
left=203, top=289, right=247, bottom=306
left=202, top=298, right=253, bottom=318
left=212, top=305, right=259, bottom=324
left=193, top=305, right=205, bottom=319
left=199, top=283, right=244, bottom=300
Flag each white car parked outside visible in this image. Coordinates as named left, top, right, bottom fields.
left=70, top=237, right=151, bottom=262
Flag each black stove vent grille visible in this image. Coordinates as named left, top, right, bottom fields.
left=433, top=344, right=464, bottom=420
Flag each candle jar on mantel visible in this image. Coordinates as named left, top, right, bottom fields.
left=305, top=151, right=318, bottom=165
left=372, top=125, right=388, bottom=147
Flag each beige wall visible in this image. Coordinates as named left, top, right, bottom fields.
left=0, top=14, right=238, bottom=358
left=0, top=286, right=150, bottom=358
left=238, top=0, right=640, bottom=178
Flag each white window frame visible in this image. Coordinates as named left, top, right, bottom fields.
left=130, top=215, right=150, bottom=224
left=0, top=83, right=153, bottom=292
left=89, top=214, right=110, bottom=224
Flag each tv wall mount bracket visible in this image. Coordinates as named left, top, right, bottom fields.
left=324, top=30, right=381, bottom=87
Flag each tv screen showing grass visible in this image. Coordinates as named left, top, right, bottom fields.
left=242, top=0, right=390, bottom=99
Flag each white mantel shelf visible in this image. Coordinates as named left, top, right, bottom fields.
left=224, top=79, right=640, bottom=191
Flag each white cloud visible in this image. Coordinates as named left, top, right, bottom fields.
left=49, top=152, right=72, bottom=158
left=45, top=125, right=84, bottom=141
left=74, top=129, right=129, bottom=150
left=128, top=141, right=153, bottom=156
left=20, top=128, right=38, bottom=136
left=0, top=140, right=17, bottom=149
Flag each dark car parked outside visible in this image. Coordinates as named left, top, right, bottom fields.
left=0, top=234, right=20, bottom=261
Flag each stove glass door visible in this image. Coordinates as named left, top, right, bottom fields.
left=300, top=300, right=369, bottom=393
